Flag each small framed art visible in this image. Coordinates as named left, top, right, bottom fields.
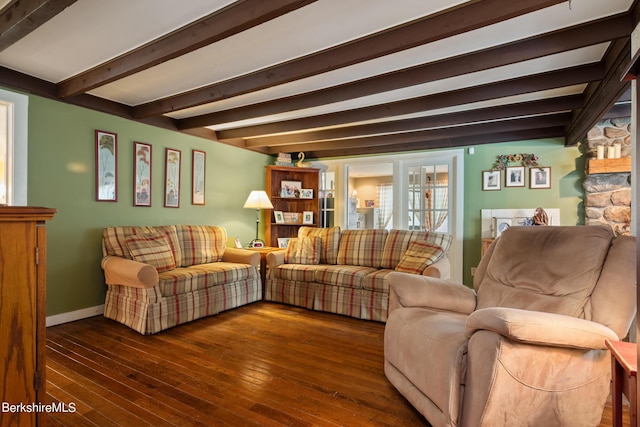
left=281, top=180, right=301, bottom=198
left=300, top=189, right=313, bottom=199
left=530, top=167, right=551, bottom=189
left=277, top=238, right=291, bottom=248
left=192, top=150, right=206, bottom=205
left=505, top=166, right=525, bottom=187
left=134, top=141, right=151, bottom=206
left=95, top=130, right=117, bottom=201
left=164, top=148, right=181, bottom=208
left=482, top=170, right=501, bottom=191
left=303, top=211, right=314, bottom=225
left=274, top=211, right=284, bottom=224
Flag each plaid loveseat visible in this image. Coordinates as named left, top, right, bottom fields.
left=101, top=225, right=260, bottom=334
left=265, top=227, right=452, bottom=322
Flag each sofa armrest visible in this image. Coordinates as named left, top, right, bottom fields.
left=266, top=250, right=286, bottom=269
left=387, top=271, right=476, bottom=315
left=422, top=256, right=450, bottom=279
left=101, top=255, right=158, bottom=288
left=222, top=248, right=260, bottom=266
left=466, top=307, right=619, bottom=350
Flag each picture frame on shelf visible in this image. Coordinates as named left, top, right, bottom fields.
left=300, top=189, right=313, bottom=198
left=281, top=180, right=302, bottom=198
left=95, top=130, right=117, bottom=202
left=133, top=141, right=151, bottom=207
left=192, top=150, right=206, bottom=205
left=303, top=211, right=313, bottom=224
left=277, top=237, right=291, bottom=248
left=283, top=212, right=300, bottom=224
left=365, top=200, right=375, bottom=207
left=482, top=170, right=501, bottom=191
left=274, top=210, right=284, bottom=224
left=530, top=167, right=551, bottom=189
left=505, top=166, right=525, bottom=187
left=164, top=148, right=181, bottom=208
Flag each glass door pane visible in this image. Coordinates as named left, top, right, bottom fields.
left=407, top=164, right=449, bottom=232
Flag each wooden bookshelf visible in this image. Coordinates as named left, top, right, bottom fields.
left=265, top=165, right=320, bottom=248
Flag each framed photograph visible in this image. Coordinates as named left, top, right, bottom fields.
left=530, top=167, right=551, bottom=189
left=505, top=166, right=525, bottom=187
left=300, top=189, right=313, bottom=199
left=95, top=130, right=117, bottom=201
left=281, top=180, right=302, bottom=198
left=164, top=148, right=181, bottom=208
left=133, top=142, right=151, bottom=206
left=303, top=211, right=313, bottom=225
left=277, top=237, right=291, bottom=248
left=284, top=212, right=300, bottom=224
left=192, top=150, right=206, bottom=205
left=274, top=210, right=284, bottom=224
left=365, top=200, right=375, bottom=207
left=482, top=170, right=501, bottom=191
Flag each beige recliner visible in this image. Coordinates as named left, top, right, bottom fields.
left=384, top=225, right=636, bottom=427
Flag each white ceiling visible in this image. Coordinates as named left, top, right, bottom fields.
left=0, top=0, right=634, bottom=158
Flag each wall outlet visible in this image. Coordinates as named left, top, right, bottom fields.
left=471, top=267, right=477, bottom=276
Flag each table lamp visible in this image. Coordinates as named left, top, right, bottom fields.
left=243, top=190, right=273, bottom=248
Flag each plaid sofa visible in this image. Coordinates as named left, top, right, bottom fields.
left=265, top=227, right=452, bottom=322
left=101, top=225, right=260, bottom=334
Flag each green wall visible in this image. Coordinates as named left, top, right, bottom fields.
left=26, top=95, right=271, bottom=316
left=462, top=138, right=584, bottom=284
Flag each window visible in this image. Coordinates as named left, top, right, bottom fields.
left=0, top=89, right=28, bottom=206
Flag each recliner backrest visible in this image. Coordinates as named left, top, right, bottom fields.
left=475, top=225, right=615, bottom=318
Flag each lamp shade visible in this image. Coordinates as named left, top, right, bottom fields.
left=243, top=190, right=273, bottom=209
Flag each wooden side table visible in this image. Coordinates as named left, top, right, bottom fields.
left=606, top=339, right=637, bottom=427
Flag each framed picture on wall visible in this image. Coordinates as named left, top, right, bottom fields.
left=482, top=170, right=501, bottom=191
left=95, top=130, right=117, bottom=201
left=530, top=167, right=551, bottom=189
left=505, top=166, right=525, bottom=187
left=192, top=150, right=206, bottom=205
left=164, top=148, right=181, bottom=208
left=133, top=142, right=151, bottom=206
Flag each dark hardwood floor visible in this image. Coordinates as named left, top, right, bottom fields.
left=45, top=301, right=628, bottom=427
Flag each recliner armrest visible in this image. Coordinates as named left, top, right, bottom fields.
left=222, top=247, right=260, bottom=266
left=466, top=307, right=619, bottom=350
left=101, top=255, right=158, bottom=288
left=387, top=272, right=476, bottom=315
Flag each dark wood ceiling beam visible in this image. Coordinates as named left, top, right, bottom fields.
left=301, top=127, right=566, bottom=159
left=565, top=38, right=631, bottom=146
left=57, top=0, right=317, bottom=98
left=267, top=113, right=571, bottom=154
left=242, top=95, right=583, bottom=147
left=179, top=13, right=628, bottom=130
left=133, top=0, right=567, bottom=119
left=217, top=63, right=602, bottom=140
left=0, top=0, right=76, bottom=52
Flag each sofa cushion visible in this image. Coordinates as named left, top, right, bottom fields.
left=395, top=241, right=445, bottom=275
left=285, top=237, right=322, bottom=265
left=270, top=264, right=319, bottom=282
left=362, top=269, right=395, bottom=292
left=337, top=229, right=388, bottom=267
left=158, top=262, right=255, bottom=296
left=381, top=229, right=452, bottom=269
left=176, top=225, right=226, bottom=267
left=103, top=225, right=183, bottom=266
left=125, top=232, right=177, bottom=273
left=298, top=226, right=341, bottom=264
left=314, top=265, right=378, bottom=289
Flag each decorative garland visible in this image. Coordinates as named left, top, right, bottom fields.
left=492, top=153, right=541, bottom=170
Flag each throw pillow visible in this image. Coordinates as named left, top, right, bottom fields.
left=125, top=232, right=177, bottom=273
left=395, top=240, right=445, bottom=275
left=284, top=237, right=322, bottom=264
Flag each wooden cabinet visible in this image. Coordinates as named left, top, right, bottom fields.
left=0, top=206, right=56, bottom=427
left=265, top=166, right=320, bottom=248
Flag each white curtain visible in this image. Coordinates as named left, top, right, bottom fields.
left=377, top=184, right=393, bottom=230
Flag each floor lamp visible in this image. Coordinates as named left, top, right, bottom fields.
left=243, top=190, right=273, bottom=248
